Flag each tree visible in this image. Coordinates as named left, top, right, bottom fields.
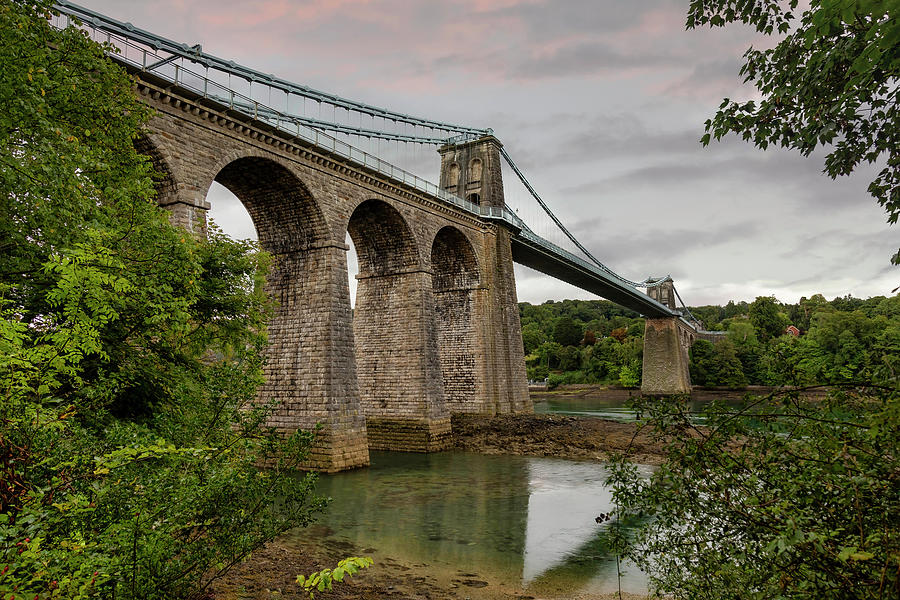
left=748, top=295, right=787, bottom=340
left=609, top=326, right=628, bottom=343
left=795, top=308, right=883, bottom=382
left=0, top=2, right=323, bottom=598
left=610, top=387, right=900, bottom=599
left=521, top=321, right=546, bottom=354
left=710, top=338, right=749, bottom=388
left=689, top=0, right=900, bottom=263
left=535, top=341, right=563, bottom=370
left=689, top=339, right=717, bottom=386
left=582, top=329, right=597, bottom=346
left=552, top=316, right=583, bottom=347
left=558, top=344, right=582, bottom=372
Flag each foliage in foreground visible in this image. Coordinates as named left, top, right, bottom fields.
left=296, top=557, right=374, bottom=599
left=1, top=2, right=324, bottom=598
left=609, top=388, right=900, bottom=599
left=688, top=0, right=900, bottom=263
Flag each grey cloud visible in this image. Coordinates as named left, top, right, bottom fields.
left=661, top=57, right=747, bottom=97
left=567, top=222, right=762, bottom=272
left=482, top=0, right=680, bottom=42
left=506, top=41, right=682, bottom=80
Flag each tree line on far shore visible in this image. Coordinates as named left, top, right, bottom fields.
left=520, top=293, right=900, bottom=389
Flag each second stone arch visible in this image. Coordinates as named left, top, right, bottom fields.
left=347, top=199, right=450, bottom=452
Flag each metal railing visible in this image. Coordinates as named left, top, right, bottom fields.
left=48, top=4, right=519, bottom=226
left=49, top=2, right=682, bottom=320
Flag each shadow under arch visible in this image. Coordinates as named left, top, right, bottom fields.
left=431, top=226, right=482, bottom=413
left=213, top=156, right=327, bottom=252
left=204, top=156, right=368, bottom=471
left=347, top=199, right=449, bottom=451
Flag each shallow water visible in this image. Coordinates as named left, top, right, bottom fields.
left=533, top=396, right=642, bottom=421
left=533, top=390, right=755, bottom=422
left=286, top=451, right=652, bottom=597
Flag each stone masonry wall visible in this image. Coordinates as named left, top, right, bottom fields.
left=431, top=227, right=480, bottom=414
left=641, top=317, right=692, bottom=396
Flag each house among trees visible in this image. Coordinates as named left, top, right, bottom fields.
left=785, top=325, right=800, bottom=337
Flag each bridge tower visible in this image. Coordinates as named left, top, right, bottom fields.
left=437, top=136, right=531, bottom=415
left=642, top=277, right=693, bottom=396
left=646, top=278, right=676, bottom=310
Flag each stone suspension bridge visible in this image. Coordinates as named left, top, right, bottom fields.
left=53, top=2, right=723, bottom=471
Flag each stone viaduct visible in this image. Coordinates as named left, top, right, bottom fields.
left=134, top=74, right=529, bottom=472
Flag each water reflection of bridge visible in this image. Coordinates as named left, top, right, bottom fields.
left=304, top=452, right=651, bottom=596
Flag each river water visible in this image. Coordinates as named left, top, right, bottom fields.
left=286, top=450, right=652, bottom=598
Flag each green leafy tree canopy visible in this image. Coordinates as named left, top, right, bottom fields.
left=689, top=0, right=900, bottom=262
left=0, top=2, right=325, bottom=598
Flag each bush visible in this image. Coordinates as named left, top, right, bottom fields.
left=609, top=387, right=900, bottom=598
left=0, top=3, right=325, bottom=598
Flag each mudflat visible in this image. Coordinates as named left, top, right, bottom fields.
left=450, top=412, right=667, bottom=465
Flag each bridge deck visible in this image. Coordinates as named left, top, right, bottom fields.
left=511, top=231, right=675, bottom=318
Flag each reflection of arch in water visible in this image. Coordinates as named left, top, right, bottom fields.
left=347, top=200, right=448, bottom=450
left=431, top=226, right=480, bottom=413
left=524, top=516, right=648, bottom=596
left=311, top=452, right=529, bottom=580
left=522, top=461, right=652, bottom=595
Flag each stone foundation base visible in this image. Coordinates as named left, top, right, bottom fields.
left=641, top=317, right=692, bottom=396
left=302, top=425, right=371, bottom=472
left=365, top=417, right=451, bottom=452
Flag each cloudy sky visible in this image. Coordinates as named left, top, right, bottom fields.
left=76, top=0, right=897, bottom=306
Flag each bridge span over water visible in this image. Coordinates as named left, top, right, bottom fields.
left=53, top=2, right=719, bottom=470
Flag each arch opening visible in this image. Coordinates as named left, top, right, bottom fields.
left=347, top=200, right=448, bottom=450
left=213, top=156, right=326, bottom=253
left=431, top=226, right=480, bottom=413
left=206, top=181, right=258, bottom=241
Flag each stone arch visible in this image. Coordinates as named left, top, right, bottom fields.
left=346, top=199, right=448, bottom=451
left=134, top=133, right=207, bottom=231
left=347, top=199, right=420, bottom=277
left=203, top=156, right=367, bottom=470
left=468, top=157, right=483, bottom=183
left=135, top=134, right=178, bottom=206
left=431, top=226, right=480, bottom=291
left=431, top=226, right=481, bottom=413
left=213, top=156, right=327, bottom=253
